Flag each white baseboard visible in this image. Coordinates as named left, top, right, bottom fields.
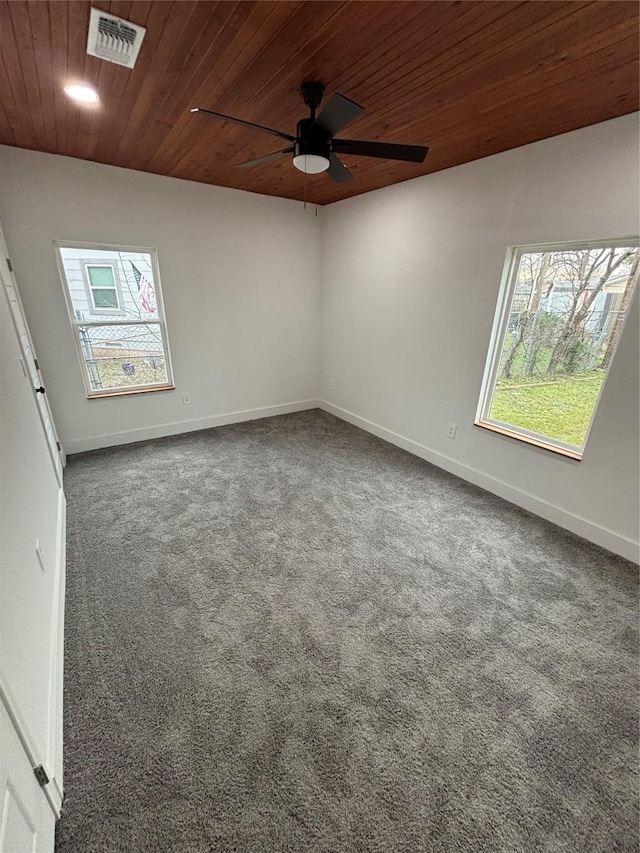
left=319, top=400, right=640, bottom=564
left=64, top=399, right=320, bottom=455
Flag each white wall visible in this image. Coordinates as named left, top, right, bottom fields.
left=320, top=114, right=640, bottom=561
left=0, top=147, right=322, bottom=452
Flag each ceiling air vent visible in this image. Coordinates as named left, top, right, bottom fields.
left=86, top=7, right=146, bottom=69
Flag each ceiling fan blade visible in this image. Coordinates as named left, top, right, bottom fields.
left=235, top=148, right=293, bottom=168
left=312, top=93, right=364, bottom=139
left=326, top=153, right=353, bottom=183
left=190, top=107, right=295, bottom=142
left=332, top=138, right=428, bottom=163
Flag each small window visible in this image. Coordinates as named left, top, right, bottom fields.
left=86, top=264, right=120, bottom=310
left=54, top=243, right=174, bottom=398
left=477, top=239, right=638, bottom=459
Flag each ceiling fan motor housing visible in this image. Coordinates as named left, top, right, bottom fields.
left=294, top=117, right=330, bottom=162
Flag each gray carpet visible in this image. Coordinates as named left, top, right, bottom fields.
left=56, top=409, right=639, bottom=853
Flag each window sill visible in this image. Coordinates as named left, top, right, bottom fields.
left=87, top=384, right=175, bottom=400
left=474, top=420, right=583, bottom=460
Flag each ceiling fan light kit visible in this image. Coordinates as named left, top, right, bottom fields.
left=292, top=152, right=330, bottom=174
left=191, top=82, right=428, bottom=185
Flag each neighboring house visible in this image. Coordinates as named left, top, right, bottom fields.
left=59, top=247, right=158, bottom=341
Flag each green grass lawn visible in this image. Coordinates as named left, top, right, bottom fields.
left=490, top=371, right=605, bottom=446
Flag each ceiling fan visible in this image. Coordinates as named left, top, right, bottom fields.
left=190, top=82, right=429, bottom=183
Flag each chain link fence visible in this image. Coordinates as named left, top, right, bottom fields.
left=78, top=324, right=167, bottom=390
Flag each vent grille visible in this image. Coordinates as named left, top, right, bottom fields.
left=87, top=7, right=146, bottom=69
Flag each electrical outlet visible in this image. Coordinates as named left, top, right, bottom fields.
left=329, top=378, right=336, bottom=391
left=446, top=423, right=457, bottom=439
left=182, top=392, right=191, bottom=405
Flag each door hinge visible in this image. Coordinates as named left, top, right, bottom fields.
left=34, top=765, right=49, bottom=787
left=6, top=258, right=13, bottom=273
left=56, top=441, right=62, bottom=451
left=34, top=357, right=40, bottom=371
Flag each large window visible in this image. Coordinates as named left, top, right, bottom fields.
left=55, top=243, right=174, bottom=398
left=477, top=238, right=638, bottom=459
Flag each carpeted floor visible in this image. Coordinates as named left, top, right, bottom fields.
left=56, top=409, right=639, bottom=853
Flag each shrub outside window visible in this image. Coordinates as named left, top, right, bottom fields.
left=476, top=238, right=639, bottom=459
left=55, top=243, right=174, bottom=398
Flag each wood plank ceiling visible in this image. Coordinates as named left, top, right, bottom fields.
left=0, top=1, right=638, bottom=204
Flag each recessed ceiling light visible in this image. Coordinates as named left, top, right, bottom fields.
left=64, top=84, right=99, bottom=103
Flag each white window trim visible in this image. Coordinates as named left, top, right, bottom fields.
left=85, top=262, right=122, bottom=312
left=54, top=241, right=175, bottom=399
left=476, top=236, right=639, bottom=460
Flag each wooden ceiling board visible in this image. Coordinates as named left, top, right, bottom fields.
left=0, top=0, right=637, bottom=204
left=142, top=3, right=304, bottom=175
left=130, top=2, right=270, bottom=170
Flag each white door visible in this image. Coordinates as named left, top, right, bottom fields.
left=0, top=220, right=65, bottom=853
left=0, top=702, right=55, bottom=853
left=0, top=227, right=64, bottom=486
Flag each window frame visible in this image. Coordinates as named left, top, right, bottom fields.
left=476, top=236, right=639, bottom=460
left=84, top=262, right=122, bottom=313
left=54, top=241, right=175, bottom=399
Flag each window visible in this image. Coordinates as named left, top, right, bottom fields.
left=55, top=243, right=174, bottom=398
left=86, top=264, right=120, bottom=310
left=477, top=238, right=638, bottom=459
